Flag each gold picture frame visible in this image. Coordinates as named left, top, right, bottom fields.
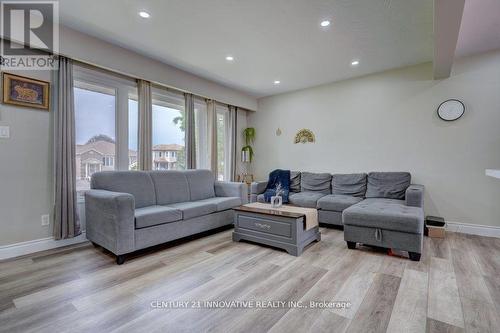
left=2, top=72, right=50, bottom=110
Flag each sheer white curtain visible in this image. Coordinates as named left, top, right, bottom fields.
left=194, top=97, right=209, bottom=169
left=214, top=103, right=232, bottom=181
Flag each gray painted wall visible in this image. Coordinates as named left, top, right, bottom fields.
left=250, top=50, right=500, bottom=227
left=0, top=69, right=54, bottom=245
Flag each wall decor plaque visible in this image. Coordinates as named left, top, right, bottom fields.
left=294, top=129, right=315, bottom=144
left=2, top=72, right=50, bottom=110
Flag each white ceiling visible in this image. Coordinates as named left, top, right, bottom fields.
left=58, top=0, right=434, bottom=97
left=455, top=0, right=500, bottom=58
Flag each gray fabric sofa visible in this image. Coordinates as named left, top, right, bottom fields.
left=252, top=171, right=369, bottom=226
left=251, top=171, right=424, bottom=260
left=85, top=169, right=247, bottom=264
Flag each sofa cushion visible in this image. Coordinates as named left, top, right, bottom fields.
left=289, top=191, right=327, bottom=208
left=257, top=193, right=265, bottom=203
left=317, top=194, right=363, bottom=212
left=135, top=205, right=182, bottom=229
left=300, top=172, right=332, bottom=194
left=200, top=196, right=242, bottom=211
left=166, top=200, right=217, bottom=220
left=343, top=198, right=424, bottom=234
left=91, top=171, right=156, bottom=208
left=149, top=171, right=190, bottom=205
left=185, top=170, right=215, bottom=201
left=290, top=171, right=301, bottom=193
left=332, top=173, right=367, bottom=197
left=365, top=172, right=411, bottom=200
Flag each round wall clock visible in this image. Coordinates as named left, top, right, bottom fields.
left=437, top=99, right=465, bottom=121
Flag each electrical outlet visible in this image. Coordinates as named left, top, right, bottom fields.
left=0, top=126, right=9, bottom=139
left=41, top=214, right=50, bottom=226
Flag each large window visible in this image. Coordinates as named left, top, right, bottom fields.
left=152, top=88, right=186, bottom=170
left=216, top=104, right=231, bottom=181
left=74, top=85, right=116, bottom=192
left=73, top=65, right=239, bottom=192
left=74, top=65, right=137, bottom=194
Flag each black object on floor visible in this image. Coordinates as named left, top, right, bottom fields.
left=346, top=241, right=356, bottom=249
left=408, top=252, right=421, bottom=261
left=425, top=215, right=445, bottom=236
left=116, top=255, right=126, bottom=265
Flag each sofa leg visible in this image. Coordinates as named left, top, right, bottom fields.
left=116, top=255, right=126, bottom=265
left=409, top=252, right=421, bottom=261
left=346, top=241, right=356, bottom=249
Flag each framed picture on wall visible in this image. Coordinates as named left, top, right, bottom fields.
left=2, top=72, right=50, bottom=110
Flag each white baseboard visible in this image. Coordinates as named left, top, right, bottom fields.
left=446, top=221, right=500, bottom=238
left=0, top=232, right=88, bottom=260
left=1, top=221, right=498, bottom=261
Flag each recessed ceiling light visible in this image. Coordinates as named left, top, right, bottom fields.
left=320, top=20, right=331, bottom=27
left=351, top=60, right=360, bottom=66
left=225, top=55, right=234, bottom=61
left=139, top=11, right=150, bottom=18
left=274, top=80, right=281, bottom=85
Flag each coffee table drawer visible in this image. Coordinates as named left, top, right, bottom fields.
left=237, top=215, right=292, bottom=238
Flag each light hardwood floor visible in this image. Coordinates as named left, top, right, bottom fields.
left=1, top=227, right=499, bottom=333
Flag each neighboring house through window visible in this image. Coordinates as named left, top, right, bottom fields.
left=151, top=86, right=186, bottom=170
left=152, top=144, right=184, bottom=170
left=103, top=156, right=114, bottom=167
left=74, top=65, right=138, bottom=193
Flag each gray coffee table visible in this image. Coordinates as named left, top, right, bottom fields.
left=232, top=204, right=321, bottom=256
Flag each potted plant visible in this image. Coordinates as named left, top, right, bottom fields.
left=241, top=127, right=255, bottom=162
left=240, top=127, right=255, bottom=183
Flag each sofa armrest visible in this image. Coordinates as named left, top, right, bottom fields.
left=250, top=181, right=268, bottom=195
left=215, top=181, right=248, bottom=204
left=85, top=189, right=135, bottom=255
left=405, top=184, right=424, bottom=208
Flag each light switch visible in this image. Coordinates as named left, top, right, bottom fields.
left=0, top=126, right=10, bottom=138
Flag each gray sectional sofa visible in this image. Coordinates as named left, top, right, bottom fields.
left=85, top=169, right=247, bottom=264
left=251, top=171, right=424, bottom=260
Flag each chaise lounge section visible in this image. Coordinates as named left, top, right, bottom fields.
left=343, top=172, right=424, bottom=261
left=85, top=169, right=247, bottom=264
